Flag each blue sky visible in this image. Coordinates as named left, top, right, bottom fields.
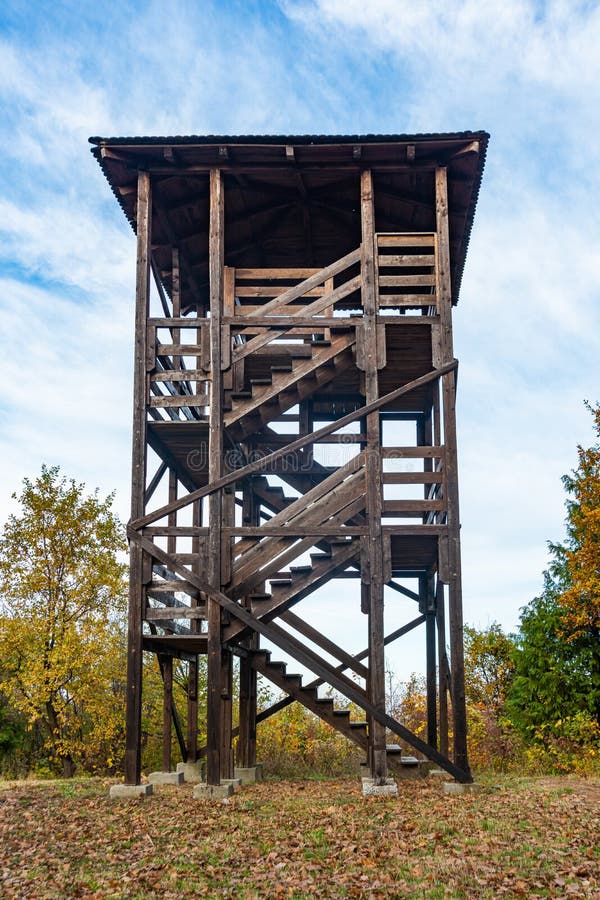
left=1, top=0, right=599, bottom=677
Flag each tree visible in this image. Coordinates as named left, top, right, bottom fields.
left=559, top=403, right=600, bottom=676
left=464, top=623, right=516, bottom=716
left=507, top=405, right=600, bottom=770
left=0, top=466, right=128, bottom=776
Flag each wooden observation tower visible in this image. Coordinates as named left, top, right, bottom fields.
left=92, top=132, right=488, bottom=791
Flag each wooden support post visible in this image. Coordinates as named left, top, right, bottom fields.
left=436, top=578, right=449, bottom=757
left=187, top=658, right=199, bottom=762
left=125, top=169, right=152, bottom=785
left=425, top=574, right=437, bottom=750
left=435, top=166, right=471, bottom=779
left=162, top=655, right=173, bottom=772
left=238, top=485, right=258, bottom=769
left=206, top=168, right=224, bottom=785
left=361, top=170, right=387, bottom=783
left=220, top=650, right=234, bottom=780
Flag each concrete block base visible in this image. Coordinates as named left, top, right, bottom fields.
left=362, top=777, right=398, bottom=798
left=359, top=762, right=371, bottom=778
left=193, top=782, right=234, bottom=800
left=176, top=761, right=206, bottom=783
left=234, top=764, right=264, bottom=784
left=428, top=768, right=451, bottom=779
left=109, top=783, right=153, bottom=799
left=148, top=771, right=184, bottom=786
left=220, top=777, right=242, bottom=789
left=442, top=781, right=481, bottom=796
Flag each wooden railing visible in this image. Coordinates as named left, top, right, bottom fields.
left=377, top=233, right=437, bottom=312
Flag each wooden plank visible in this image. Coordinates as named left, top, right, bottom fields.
left=226, top=316, right=358, bottom=327
left=151, top=370, right=210, bottom=383
left=146, top=607, right=207, bottom=620
left=379, top=274, right=435, bottom=287
left=378, top=254, right=434, bottom=266
left=132, top=361, right=457, bottom=530
left=379, top=295, right=436, bottom=308
left=236, top=267, right=320, bottom=278
left=383, top=472, right=443, bottom=484
left=384, top=500, right=445, bottom=512
left=382, top=446, right=444, bottom=458
left=124, top=169, right=152, bottom=786
left=235, top=285, right=326, bottom=297
left=228, top=526, right=366, bottom=537
left=149, top=394, right=208, bottom=408
left=377, top=233, right=435, bottom=246
left=156, top=343, right=204, bottom=355
left=148, top=317, right=208, bottom=328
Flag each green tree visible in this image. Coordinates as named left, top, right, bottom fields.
left=464, top=623, right=516, bottom=716
left=0, top=466, right=128, bottom=776
left=507, top=406, right=600, bottom=769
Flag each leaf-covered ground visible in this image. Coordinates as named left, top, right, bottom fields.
left=0, top=774, right=599, bottom=898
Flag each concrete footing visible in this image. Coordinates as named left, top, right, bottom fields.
left=176, top=761, right=206, bottom=783
left=442, top=781, right=481, bottom=796
left=234, top=764, right=264, bottom=784
left=220, top=777, right=242, bottom=789
left=193, top=782, right=234, bottom=800
left=109, top=783, right=153, bottom=799
left=361, top=777, right=398, bottom=797
left=147, top=771, right=184, bottom=786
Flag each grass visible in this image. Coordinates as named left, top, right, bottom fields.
left=0, top=774, right=598, bottom=897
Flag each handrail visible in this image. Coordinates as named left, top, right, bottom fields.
left=130, top=359, right=458, bottom=530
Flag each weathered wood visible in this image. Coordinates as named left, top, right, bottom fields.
left=131, top=530, right=470, bottom=782
left=125, top=169, right=152, bottom=786
left=436, top=165, right=470, bottom=778
left=280, top=610, right=369, bottom=679
left=248, top=247, right=361, bottom=317
left=361, top=170, right=387, bottom=783
left=187, top=658, right=198, bottom=762
left=206, top=168, right=224, bottom=785
left=161, top=655, right=173, bottom=771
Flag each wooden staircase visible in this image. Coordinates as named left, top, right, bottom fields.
left=249, top=648, right=369, bottom=751
left=224, top=331, right=355, bottom=438
left=224, top=536, right=359, bottom=641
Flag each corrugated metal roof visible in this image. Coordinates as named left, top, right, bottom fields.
left=90, top=131, right=489, bottom=305
left=89, top=130, right=488, bottom=146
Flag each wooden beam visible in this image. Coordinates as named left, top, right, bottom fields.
left=124, top=169, right=151, bottom=786
left=206, top=168, right=224, bottom=785
left=436, top=166, right=470, bottom=777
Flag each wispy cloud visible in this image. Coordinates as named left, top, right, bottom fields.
left=0, top=0, right=598, bottom=673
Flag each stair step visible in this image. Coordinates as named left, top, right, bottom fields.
left=300, top=686, right=318, bottom=700
left=253, top=649, right=272, bottom=665
left=250, top=378, right=273, bottom=388
left=231, top=391, right=252, bottom=399
left=268, top=661, right=287, bottom=674
left=310, top=340, right=331, bottom=347
left=285, top=674, right=303, bottom=687
left=248, top=592, right=271, bottom=601
left=290, top=565, right=313, bottom=574
left=310, top=552, right=332, bottom=563
left=271, top=365, right=293, bottom=373
left=350, top=721, right=368, bottom=729
left=269, top=578, right=293, bottom=587
left=316, top=698, right=334, bottom=710
left=332, top=709, right=350, bottom=719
